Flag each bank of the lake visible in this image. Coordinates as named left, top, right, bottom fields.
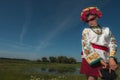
left=0, top=60, right=120, bottom=80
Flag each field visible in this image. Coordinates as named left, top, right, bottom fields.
left=0, top=59, right=120, bottom=80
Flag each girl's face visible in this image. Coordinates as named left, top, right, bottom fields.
left=87, top=15, right=98, bottom=27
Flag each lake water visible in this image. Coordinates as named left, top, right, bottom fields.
left=27, top=67, right=80, bottom=75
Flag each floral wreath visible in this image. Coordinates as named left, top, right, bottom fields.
left=80, top=7, right=102, bottom=22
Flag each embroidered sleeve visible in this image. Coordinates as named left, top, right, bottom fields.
left=82, top=28, right=102, bottom=65
left=82, top=29, right=94, bottom=56
left=108, top=31, right=117, bottom=58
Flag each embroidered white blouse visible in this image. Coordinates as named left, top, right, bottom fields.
left=82, top=26, right=117, bottom=62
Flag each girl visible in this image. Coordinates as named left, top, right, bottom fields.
left=80, top=7, right=118, bottom=80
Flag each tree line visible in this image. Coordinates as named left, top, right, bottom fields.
left=0, top=56, right=77, bottom=64
left=37, top=56, right=77, bottom=64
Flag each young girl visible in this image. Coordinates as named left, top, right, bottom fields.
left=80, top=7, right=118, bottom=80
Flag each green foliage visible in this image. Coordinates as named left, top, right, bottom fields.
left=0, top=58, right=120, bottom=80
left=0, top=55, right=77, bottom=64
left=42, top=57, right=49, bottom=63
left=0, top=60, right=81, bottom=80
left=49, top=56, right=57, bottom=63
left=51, top=56, right=77, bottom=64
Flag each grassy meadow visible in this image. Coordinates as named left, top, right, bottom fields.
left=0, top=59, right=120, bottom=80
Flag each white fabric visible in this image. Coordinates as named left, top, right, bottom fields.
left=82, top=27, right=111, bottom=62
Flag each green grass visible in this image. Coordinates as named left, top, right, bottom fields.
left=0, top=60, right=82, bottom=80
left=29, top=73, right=86, bottom=80
left=0, top=60, right=120, bottom=80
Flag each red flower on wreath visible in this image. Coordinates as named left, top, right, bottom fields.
left=80, top=7, right=102, bottom=22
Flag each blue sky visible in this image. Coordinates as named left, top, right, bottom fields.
left=0, top=0, right=120, bottom=61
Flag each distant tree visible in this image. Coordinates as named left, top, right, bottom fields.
left=36, top=59, right=41, bottom=62
left=68, top=57, right=77, bottom=64
left=56, top=56, right=77, bottom=64
left=57, top=56, right=69, bottom=63
left=57, top=56, right=63, bottom=63
left=49, top=56, right=57, bottom=63
left=64, top=56, right=69, bottom=63
left=40, top=56, right=77, bottom=64
left=42, top=57, right=49, bottom=63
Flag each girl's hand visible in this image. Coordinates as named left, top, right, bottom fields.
left=109, top=58, right=118, bottom=71
left=100, top=60, right=108, bottom=68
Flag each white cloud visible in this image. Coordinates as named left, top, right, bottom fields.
left=35, top=6, right=78, bottom=51
left=0, top=38, right=34, bottom=50
left=20, top=0, right=32, bottom=43
left=20, top=26, right=27, bottom=43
